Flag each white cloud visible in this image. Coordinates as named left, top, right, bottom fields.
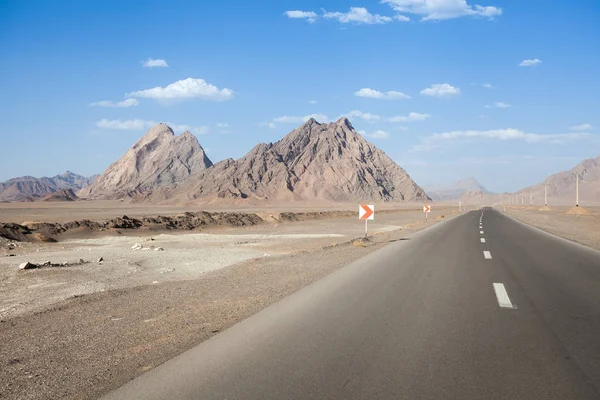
left=142, top=58, right=168, bottom=68
left=519, top=58, right=542, bottom=67
left=309, top=100, right=318, bottom=104
left=482, top=83, right=495, bottom=89
left=346, top=110, right=380, bottom=122
left=382, top=0, right=502, bottom=21
left=260, top=122, right=277, bottom=129
left=485, top=102, right=511, bottom=108
left=395, top=14, right=411, bottom=22
left=127, top=78, right=235, bottom=102
left=323, top=7, right=394, bottom=24
left=570, top=123, right=592, bottom=131
left=360, top=129, right=390, bottom=139
left=273, top=114, right=329, bottom=124
left=89, top=98, right=139, bottom=108
left=420, top=83, right=460, bottom=98
left=387, top=112, right=431, bottom=122
left=95, top=119, right=208, bottom=134
left=412, top=128, right=593, bottom=152
left=284, top=10, right=318, bottom=23
left=216, top=122, right=230, bottom=128
left=355, top=87, right=411, bottom=100
left=96, top=119, right=149, bottom=130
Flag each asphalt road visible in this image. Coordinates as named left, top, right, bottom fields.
left=102, top=208, right=600, bottom=400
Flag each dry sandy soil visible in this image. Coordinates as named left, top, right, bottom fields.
left=503, top=206, right=600, bottom=251
left=0, top=204, right=457, bottom=400
left=0, top=200, right=438, bottom=223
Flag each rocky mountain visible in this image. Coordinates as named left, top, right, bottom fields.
left=513, top=155, right=600, bottom=206
left=78, top=123, right=213, bottom=199
left=157, top=117, right=429, bottom=203
left=0, top=171, right=97, bottom=202
left=81, top=119, right=429, bottom=203
left=425, top=178, right=489, bottom=201
left=42, top=188, right=79, bottom=202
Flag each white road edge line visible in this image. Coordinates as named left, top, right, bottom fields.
left=484, top=251, right=492, bottom=259
left=493, top=283, right=515, bottom=309
left=481, top=238, right=486, bottom=243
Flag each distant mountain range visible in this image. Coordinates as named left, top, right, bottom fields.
left=453, top=156, right=600, bottom=207
left=0, top=171, right=98, bottom=202
left=512, top=155, right=600, bottom=206
left=424, top=178, right=490, bottom=201
left=80, top=119, right=430, bottom=204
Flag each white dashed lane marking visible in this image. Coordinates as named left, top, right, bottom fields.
left=484, top=251, right=492, bottom=259
left=493, top=283, right=516, bottom=309
left=481, top=238, right=486, bottom=243
left=480, top=231, right=484, bottom=234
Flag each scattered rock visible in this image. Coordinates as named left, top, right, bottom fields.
left=97, top=257, right=104, bottom=263
left=79, top=258, right=85, bottom=264
left=131, top=243, right=143, bottom=250
left=18, top=262, right=38, bottom=270
left=143, top=238, right=155, bottom=242
left=6, top=254, right=16, bottom=257
left=154, top=247, right=164, bottom=251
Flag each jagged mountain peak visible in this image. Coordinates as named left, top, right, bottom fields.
left=78, top=124, right=212, bottom=199
left=164, top=118, right=429, bottom=203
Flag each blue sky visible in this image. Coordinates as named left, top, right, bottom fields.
left=1, top=0, right=599, bottom=192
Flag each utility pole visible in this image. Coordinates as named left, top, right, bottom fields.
left=544, top=184, right=548, bottom=206
left=576, top=174, right=579, bottom=207
left=530, top=189, right=533, bottom=206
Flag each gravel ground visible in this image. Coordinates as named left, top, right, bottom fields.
left=0, top=209, right=455, bottom=400
left=503, top=206, right=600, bottom=251
left=0, top=208, right=446, bottom=320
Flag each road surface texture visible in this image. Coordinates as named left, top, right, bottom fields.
left=103, top=208, right=600, bottom=400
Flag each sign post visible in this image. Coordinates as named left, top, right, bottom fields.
left=359, top=204, right=374, bottom=238
left=576, top=174, right=579, bottom=207
left=423, top=204, right=431, bottom=222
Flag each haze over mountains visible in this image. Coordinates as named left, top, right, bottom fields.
left=0, top=172, right=97, bottom=202
left=424, top=178, right=490, bottom=201
left=80, top=118, right=430, bottom=204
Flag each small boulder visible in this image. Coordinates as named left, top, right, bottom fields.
left=19, top=262, right=38, bottom=270
left=79, top=258, right=84, bottom=264
left=131, top=243, right=143, bottom=250
left=97, top=257, right=104, bottom=263
left=154, top=247, right=164, bottom=251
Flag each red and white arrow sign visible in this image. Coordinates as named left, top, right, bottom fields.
left=423, top=205, right=431, bottom=213
left=359, top=204, right=374, bottom=220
